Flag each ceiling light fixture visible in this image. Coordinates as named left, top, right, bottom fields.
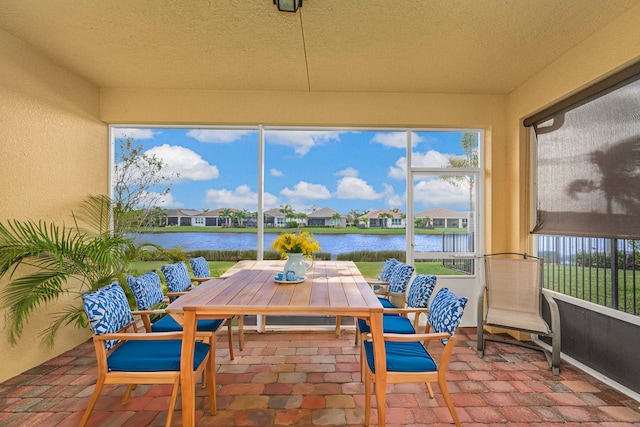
left=274, top=0, right=302, bottom=13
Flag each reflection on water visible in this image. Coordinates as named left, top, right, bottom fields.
left=133, top=232, right=444, bottom=255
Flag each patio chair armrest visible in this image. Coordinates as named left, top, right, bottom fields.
left=383, top=307, right=429, bottom=315
left=166, top=291, right=190, bottom=301
left=366, top=278, right=389, bottom=289
left=96, top=331, right=212, bottom=341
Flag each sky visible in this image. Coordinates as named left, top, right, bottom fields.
left=112, top=127, right=478, bottom=215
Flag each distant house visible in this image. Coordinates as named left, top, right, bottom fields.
left=264, top=208, right=286, bottom=227
left=194, top=208, right=234, bottom=227
left=308, top=207, right=345, bottom=227
left=415, top=208, right=469, bottom=228
left=165, top=209, right=202, bottom=226
left=359, top=209, right=405, bottom=229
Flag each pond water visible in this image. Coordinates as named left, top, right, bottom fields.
left=133, top=232, right=444, bottom=255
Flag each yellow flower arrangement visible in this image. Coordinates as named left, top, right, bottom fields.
left=271, top=231, right=320, bottom=257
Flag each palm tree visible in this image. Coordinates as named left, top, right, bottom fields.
left=441, top=132, right=478, bottom=212
left=219, top=208, right=233, bottom=227
left=232, top=210, right=247, bottom=227
left=296, top=212, right=308, bottom=227
left=377, top=212, right=393, bottom=228
left=0, top=195, right=162, bottom=346
left=347, top=209, right=360, bottom=227
left=331, top=212, right=343, bottom=228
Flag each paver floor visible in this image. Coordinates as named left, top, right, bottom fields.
left=1, top=326, right=640, bottom=426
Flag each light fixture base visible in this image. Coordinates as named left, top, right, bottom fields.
left=274, top=0, right=302, bottom=13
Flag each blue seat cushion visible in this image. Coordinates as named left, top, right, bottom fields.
left=107, top=339, right=210, bottom=372
left=357, top=315, right=416, bottom=335
left=151, top=315, right=225, bottom=333
left=378, top=297, right=397, bottom=308
left=363, top=340, right=437, bottom=373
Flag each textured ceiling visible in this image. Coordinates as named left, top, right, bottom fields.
left=0, top=0, right=638, bottom=94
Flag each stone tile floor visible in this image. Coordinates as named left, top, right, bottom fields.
left=1, top=326, right=640, bottom=426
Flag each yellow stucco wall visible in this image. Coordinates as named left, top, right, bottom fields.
left=506, top=3, right=640, bottom=252
left=0, top=29, right=107, bottom=382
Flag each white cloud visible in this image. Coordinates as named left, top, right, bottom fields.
left=413, top=178, right=471, bottom=211
left=113, top=128, right=159, bottom=140
left=270, top=168, right=284, bottom=177
left=371, top=132, right=422, bottom=149
left=137, top=191, right=183, bottom=208
left=267, top=130, right=342, bottom=156
left=186, top=129, right=253, bottom=143
left=335, top=177, right=382, bottom=200
left=388, top=150, right=452, bottom=179
left=281, top=181, right=331, bottom=200
left=335, top=167, right=359, bottom=177
left=203, top=185, right=278, bottom=210
left=145, top=144, right=219, bottom=181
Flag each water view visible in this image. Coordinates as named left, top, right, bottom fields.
left=133, top=232, right=444, bottom=255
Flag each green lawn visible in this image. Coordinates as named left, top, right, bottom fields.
left=139, top=225, right=466, bottom=235
left=543, top=263, right=640, bottom=314
left=130, top=260, right=465, bottom=279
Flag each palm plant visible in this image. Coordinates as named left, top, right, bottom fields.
left=0, top=195, right=154, bottom=346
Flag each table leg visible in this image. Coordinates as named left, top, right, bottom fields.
left=180, top=310, right=196, bottom=427
left=370, top=311, right=386, bottom=427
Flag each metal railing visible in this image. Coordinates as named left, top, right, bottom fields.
left=537, top=235, right=640, bottom=315
left=442, top=232, right=474, bottom=274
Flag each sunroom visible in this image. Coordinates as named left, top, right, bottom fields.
left=1, top=0, right=640, bottom=424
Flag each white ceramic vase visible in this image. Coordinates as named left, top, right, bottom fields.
left=283, top=253, right=309, bottom=278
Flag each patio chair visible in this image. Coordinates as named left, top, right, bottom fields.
left=126, top=270, right=237, bottom=359
left=355, top=273, right=437, bottom=345
left=362, top=287, right=468, bottom=427
left=80, top=283, right=215, bottom=427
left=337, top=260, right=413, bottom=337
left=477, top=252, right=561, bottom=375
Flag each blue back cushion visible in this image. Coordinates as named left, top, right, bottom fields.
left=189, top=257, right=210, bottom=278
left=387, top=263, right=414, bottom=293
left=126, top=270, right=164, bottom=310
left=406, top=274, right=437, bottom=308
left=428, top=288, right=468, bottom=339
left=379, top=258, right=400, bottom=281
left=161, top=262, right=192, bottom=293
left=83, top=283, right=134, bottom=351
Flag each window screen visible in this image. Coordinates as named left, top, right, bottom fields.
left=527, top=67, right=640, bottom=239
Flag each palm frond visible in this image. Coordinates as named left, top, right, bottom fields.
left=40, top=302, right=89, bottom=348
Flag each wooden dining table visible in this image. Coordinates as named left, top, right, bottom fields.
left=166, top=260, right=388, bottom=426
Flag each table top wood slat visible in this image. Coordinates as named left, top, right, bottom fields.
left=166, top=260, right=382, bottom=318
